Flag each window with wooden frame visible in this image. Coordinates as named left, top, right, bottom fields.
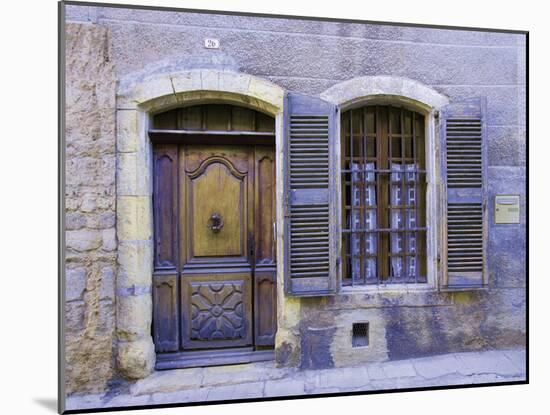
left=283, top=93, right=487, bottom=296
left=341, top=106, right=427, bottom=286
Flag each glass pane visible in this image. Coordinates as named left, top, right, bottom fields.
left=403, top=110, right=413, bottom=135
left=391, top=137, right=401, bottom=158
left=366, top=108, right=376, bottom=135
left=404, top=137, right=414, bottom=158
left=390, top=108, right=401, bottom=134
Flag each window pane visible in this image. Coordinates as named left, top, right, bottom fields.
left=342, top=106, right=426, bottom=285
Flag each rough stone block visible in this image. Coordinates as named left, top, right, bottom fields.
left=66, top=156, right=116, bottom=189
left=118, top=74, right=175, bottom=108
left=248, top=76, right=284, bottom=110
left=117, top=339, right=155, bottom=380
left=97, top=299, right=115, bottom=334
left=116, top=294, right=152, bottom=341
left=80, top=194, right=97, bottom=213
left=66, top=212, right=87, bottom=230
left=97, top=212, right=116, bottom=229
left=117, top=196, right=152, bottom=241
left=170, top=70, right=201, bottom=94
left=116, top=110, right=139, bottom=153
left=118, top=240, right=153, bottom=287
left=201, top=69, right=220, bottom=90
left=65, top=300, right=86, bottom=332
left=66, top=229, right=103, bottom=252
left=99, top=266, right=115, bottom=300
left=117, top=152, right=150, bottom=196
left=101, top=228, right=117, bottom=252
left=218, top=71, right=251, bottom=96
left=66, top=267, right=87, bottom=301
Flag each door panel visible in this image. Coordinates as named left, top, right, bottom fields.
left=181, top=272, right=252, bottom=349
left=153, top=274, right=179, bottom=352
left=254, top=270, right=276, bottom=346
left=255, top=148, right=276, bottom=265
left=181, top=146, right=253, bottom=268
left=253, top=147, right=277, bottom=346
left=190, top=161, right=245, bottom=258
left=153, top=145, right=178, bottom=270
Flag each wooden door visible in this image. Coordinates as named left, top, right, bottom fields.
left=180, top=145, right=255, bottom=349
left=152, top=142, right=277, bottom=356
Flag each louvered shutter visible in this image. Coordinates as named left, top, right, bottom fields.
left=440, top=98, right=488, bottom=289
left=284, top=92, right=338, bottom=296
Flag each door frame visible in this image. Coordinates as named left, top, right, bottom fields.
left=115, top=69, right=286, bottom=377
left=152, top=140, right=276, bottom=368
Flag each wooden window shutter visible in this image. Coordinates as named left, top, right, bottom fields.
left=440, top=98, right=488, bottom=290
left=284, top=92, right=338, bottom=296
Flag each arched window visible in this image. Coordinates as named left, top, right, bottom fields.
left=341, top=105, right=427, bottom=286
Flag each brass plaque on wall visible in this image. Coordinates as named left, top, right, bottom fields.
left=495, top=195, right=520, bottom=224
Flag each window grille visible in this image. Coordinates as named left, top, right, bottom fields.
left=342, top=106, right=427, bottom=286
left=352, top=322, right=369, bottom=347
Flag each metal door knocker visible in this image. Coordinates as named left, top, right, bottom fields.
left=207, top=212, right=224, bottom=233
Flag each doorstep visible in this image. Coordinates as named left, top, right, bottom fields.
left=65, top=348, right=526, bottom=411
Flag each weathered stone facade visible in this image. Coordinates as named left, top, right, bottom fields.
left=63, top=3, right=526, bottom=398
left=64, top=22, right=117, bottom=394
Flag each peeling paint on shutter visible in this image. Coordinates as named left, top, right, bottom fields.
left=440, top=98, right=487, bottom=289
left=284, top=93, right=337, bottom=296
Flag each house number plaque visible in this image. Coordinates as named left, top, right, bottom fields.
left=495, top=195, right=520, bottom=224
left=204, top=38, right=220, bottom=49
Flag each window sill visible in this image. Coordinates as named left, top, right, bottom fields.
left=339, top=283, right=437, bottom=294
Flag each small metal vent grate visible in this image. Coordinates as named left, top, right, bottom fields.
left=352, top=322, right=369, bottom=348
left=445, top=118, right=482, bottom=189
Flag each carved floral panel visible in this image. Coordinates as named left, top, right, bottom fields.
left=190, top=282, right=246, bottom=341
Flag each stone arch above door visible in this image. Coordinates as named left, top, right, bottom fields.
left=115, top=69, right=285, bottom=379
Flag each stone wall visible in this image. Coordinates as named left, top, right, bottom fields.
left=64, top=3, right=526, bottom=389
left=65, top=22, right=117, bottom=394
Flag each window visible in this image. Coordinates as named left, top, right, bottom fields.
left=341, top=106, right=427, bottom=286
left=284, top=92, right=487, bottom=297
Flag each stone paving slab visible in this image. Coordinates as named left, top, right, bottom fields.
left=65, top=348, right=526, bottom=411
left=413, top=354, right=463, bottom=379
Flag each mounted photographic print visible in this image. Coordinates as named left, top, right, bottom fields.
left=59, top=0, right=528, bottom=412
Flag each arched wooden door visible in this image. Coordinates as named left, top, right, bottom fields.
left=150, top=105, right=277, bottom=369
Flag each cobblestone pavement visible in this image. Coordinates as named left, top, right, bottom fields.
left=66, top=348, right=526, bottom=411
